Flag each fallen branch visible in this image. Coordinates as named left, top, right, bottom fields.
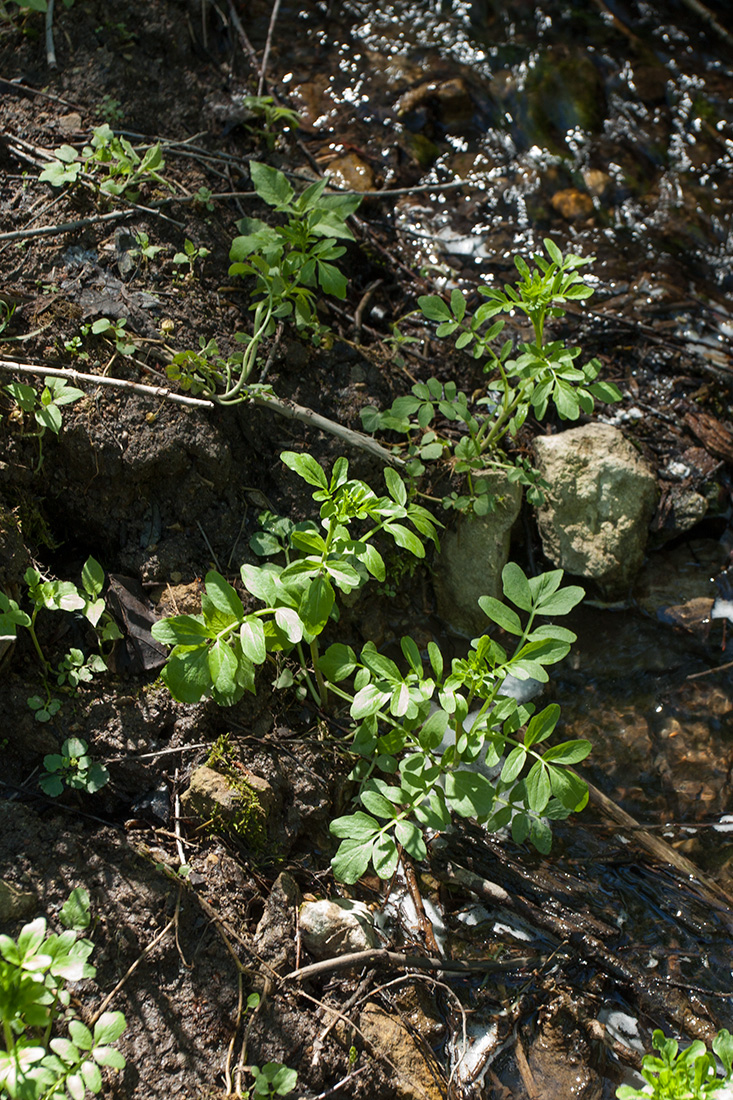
left=281, top=947, right=536, bottom=984
left=0, top=360, right=403, bottom=464
left=0, top=360, right=215, bottom=409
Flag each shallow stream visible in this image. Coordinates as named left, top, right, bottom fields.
left=264, top=0, right=733, bottom=1093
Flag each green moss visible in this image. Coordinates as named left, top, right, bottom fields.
left=205, top=734, right=268, bottom=849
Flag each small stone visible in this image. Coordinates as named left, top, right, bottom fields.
left=254, top=872, right=301, bottom=973
left=325, top=154, right=375, bottom=192
left=181, top=765, right=277, bottom=845
left=57, top=112, right=82, bottom=135
left=551, top=188, right=594, bottom=220
left=299, top=898, right=377, bottom=958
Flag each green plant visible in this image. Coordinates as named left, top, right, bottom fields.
left=617, top=1028, right=733, bottom=1099
left=151, top=452, right=439, bottom=706
left=1, top=557, right=122, bottom=722
left=362, top=241, right=622, bottom=513
left=0, top=888, right=126, bottom=1099
left=172, top=239, right=210, bottom=281
left=3, top=377, right=84, bottom=471
left=39, top=125, right=169, bottom=201
left=238, top=95, right=300, bottom=150
left=326, top=561, right=588, bottom=882
left=81, top=317, right=136, bottom=357
left=95, top=95, right=124, bottom=125
left=240, top=994, right=297, bottom=1097
left=129, top=231, right=164, bottom=267
left=0, top=299, right=16, bottom=336
left=193, top=186, right=215, bottom=211
left=39, top=737, right=110, bottom=798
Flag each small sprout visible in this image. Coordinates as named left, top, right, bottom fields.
left=40, top=736, right=110, bottom=797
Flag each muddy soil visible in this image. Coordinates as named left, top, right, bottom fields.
left=1, top=1, right=733, bottom=1098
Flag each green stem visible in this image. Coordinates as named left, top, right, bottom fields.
left=28, top=614, right=50, bottom=672
left=295, top=642, right=322, bottom=707
left=309, top=639, right=328, bottom=707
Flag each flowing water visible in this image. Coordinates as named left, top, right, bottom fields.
left=266, top=1, right=733, bottom=1092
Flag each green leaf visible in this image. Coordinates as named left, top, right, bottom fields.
left=351, top=683, right=391, bottom=719
left=544, top=238, right=563, bottom=265
left=478, top=596, right=523, bottom=635
left=502, top=562, right=532, bottom=611
left=317, top=260, right=347, bottom=297
left=80, top=557, right=104, bottom=599
left=203, top=571, right=244, bottom=623
left=524, top=704, right=561, bottom=747
left=419, top=707, right=448, bottom=750
left=301, top=575, right=334, bottom=635
left=384, top=466, right=407, bottom=506
left=318, top=642, right=356, bottom=682
left=249, top=160, right=294, bottom=207
left=93, top=1011, right=127, bottom=1046
left=274, top=607, right=303, bottom=643
left=161, top=647, right=213, bottom=703
left=151, top=615, right=209, bottom=647
left=207, top=639, right=238, bottom=693
left=240, top=617, right=266, bottom=664
left=418, top=295, right=451, bottom=322
left=525, top=761, right=551, bottom=812
left=444, top=770, right=495, bottom=818
left=372, top=833, right=399, bottom=879
left=60, top=887, right=91, bottom=930
left=332, top=837, right=373, bottom=884
left=361, top=789, right=396, bottom=819
left=501, top=745, right=527, bottom=784
left=534, top=585, right=584, bottom=616
left=280, top=450, right=328, bottom=488
left=395, top=819, right=427, bottom=860
left=541, top=739, right=591, bottom=765
left=384, top=523, right=424, bottom=557
left=329, top=811, right=380, bottom=839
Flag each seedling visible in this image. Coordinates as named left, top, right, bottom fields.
left=0, top=888, right=126, bottom=1099
left=172, top=238, right=210, bottom=281
left=362, top=241, right=622, bottom=513
left=3, top=376, right=84, bottom=471
left=130, top=231, right=165, bottom=267
left=81, top=316, right=137, bottom=356
left=242, top=994, right=298, bottom=1097
left=96, top=95, right=125, bottom=124
left=237, top=94, right=300, bottom=150
left=617, top=1028, right=733, bottom=1099
left=40, top=736, right=110, bottom=797
left=39, top=124, right=170, bottom=202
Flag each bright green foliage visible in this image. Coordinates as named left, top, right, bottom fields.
left=237, top=95, right=300, bottom=150
left=327, top=561, right=588, bottom=882
left=129, top=231, right=164, bottom=266
left=6, top=558, right=121, bottom=724
left=225, top=162, right=360, bottom=378
left=616, top=1028, right=733, bottom=1099
left=172, top=239, right=210, bottom=281
left=4, top=377, right=84, bottom=471
left=151, top=452, right=439, bottom=706
left=0, top=890, right=126, bottom=1100
left=81, top=317, right=137, bottom=357
left=249, top=1063, right=298, bottom=1097
left=39, top=125, right=169, bottom=201
left=362, top=240, right=622, bottom=513
left=40, top=737, right=110, bottom=798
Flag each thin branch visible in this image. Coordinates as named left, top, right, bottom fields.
left=0, top=360, right=215, bottom=409
left=0, top=209, right=135, bottom=242
left=45, top=0, right=57, bottom=68
left=258, top=0, right=283, bottom=95
left=281, top=947, right=536, bottom=983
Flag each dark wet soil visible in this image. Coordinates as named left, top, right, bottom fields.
left=1, top=1, right=733, bottom=1097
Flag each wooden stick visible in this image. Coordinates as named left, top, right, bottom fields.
left=0, top=360, right=215, bottom=409
left=281, top=947, right=536, bottom=984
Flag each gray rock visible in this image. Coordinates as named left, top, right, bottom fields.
left=534, top=424, right=658, bottom=597
left=253, top=872, right=301, bottom=973
left=299, top=898, right=377, bottom=959
left=434, top=470, right=523, bottom=636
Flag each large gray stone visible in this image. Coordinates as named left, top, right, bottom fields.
left=299, top=898, right=377, bottom=959
left=533, top=424, right=658, bottom=597
left=434, top=470, right=523, bottom=636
